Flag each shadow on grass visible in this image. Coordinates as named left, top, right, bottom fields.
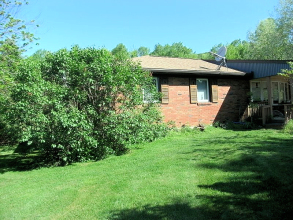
left=109, top=200, right=221, bottom=220
left=0, top=152, right=43, bottom=173
left=110, top=132, right=293, bottom=220
left=0, top=143, right=44, bottom=173
left=195, top=134, right=293, bottom=219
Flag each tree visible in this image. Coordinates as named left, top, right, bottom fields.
left=0, top=0, right=38, bottom=101
left=7, top=46, right=167, bottom=165
left=129, top=49, right=138, bottom=58
left=276, top=0, right=293, bottom=42
left=137, top=46, right=150, bottom=56
left=129, top=46, right=150, bottom=58
left=0, top=1, right=37, bottom=144
left=0, top=0, right=37, bottom=49
left=226, top=40, right=250, bottom=60
left=275, top=0, right=293, bottom=59
left=111, top=43, right=129, bottom=59
left=29, top=49, right=50, bottom=61
left=248, top=18, right=289, bottom=59
left=151, top=42, right=197, bottom=58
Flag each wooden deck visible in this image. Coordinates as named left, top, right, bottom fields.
left=245, top=103, right=293, bottom=125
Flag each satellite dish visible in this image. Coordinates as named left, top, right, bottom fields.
left=215, top=46, right=227, bottom=61
left=209, top=46, right=227, bottom=70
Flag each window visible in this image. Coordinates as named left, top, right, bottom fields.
left=197, top=79, right=209, bottom=102
left=272, top=81, right=288, bottom=103
left=261, top=81, right=268, bottom=101
left=251, top=82, right=261, bottom=101
left=272, top=82, right=279, bottom=102
left=143, top=77, right=159, bottom=103
left=251, top=81, right=268, bottom=102
left=280, top=82, right=285, bottom=103
left=190, top=78, right=217, bottom=104
left=251, top=80, right=289, bottom=103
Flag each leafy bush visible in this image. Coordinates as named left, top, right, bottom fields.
left=283, top=120, right=293, bottom=134
left=6, top=46, right=167, bottom=165
left=213, top=120, right=256, bottom=130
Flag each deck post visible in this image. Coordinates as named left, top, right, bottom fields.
left=289, top=76, right=293, bottom=104
left=284, top=105, right=288, bottom=123
left=267, top=76, right=273, bottom=118
left=262, top=106, right=266, bottom=125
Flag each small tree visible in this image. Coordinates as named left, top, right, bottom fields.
left=111, top=43, right=129, bottom=60
left=8, top=46, right=167, bottom=165
left=0, top=0, right=38, bottom=144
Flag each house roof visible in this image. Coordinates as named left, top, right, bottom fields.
left=132, top=56, right=247, bottom=76
left=206, top=60, right=292, bottom=79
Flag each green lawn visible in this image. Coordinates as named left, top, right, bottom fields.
left=1, top=127, right=293, bottom=219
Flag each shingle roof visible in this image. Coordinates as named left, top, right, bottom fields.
left=132, top=56, right=247, bottom=76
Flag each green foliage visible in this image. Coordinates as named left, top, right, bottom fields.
left=280, top=61, right=293, bottom=82
left=111, top=43, right=129, bottom=60
left=0, top=0, right=38, bottom=145
left=226, top=40, right=250, bottom=59
left=137, top=46, right=150, bottom=56
left=276, top=0, right=293, bottom=48
left=0, top=38, right=20, bottom=101
left=213, top=120, right=256, bottom=130
left=151, top=42, right=198, bottom=58
left=29, top=49, right=50, bottom=61
left=248, top=18, right=290, bottom=59
left=0, top=0, right=37, bottom=49
left=283, top=119, right=293, bottom=134
left=6, top=46, right=167, bottom=165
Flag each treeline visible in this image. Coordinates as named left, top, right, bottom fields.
left=30, top=1, right=293, bottom=62
left=107, top=0, right=293, bottom=60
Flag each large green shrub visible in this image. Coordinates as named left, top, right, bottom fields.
left=7, top=46, right=167, bottom=165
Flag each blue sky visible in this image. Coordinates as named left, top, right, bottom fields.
left=22, top=0, right=280, bottom=56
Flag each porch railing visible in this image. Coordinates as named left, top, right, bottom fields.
left=284, top=104, right=293, bottom=123
left=261, top=105, right=271, bottom=125
left=246, top=103, right=293, bottom=125
left=247, top=102, right=267, bottom=119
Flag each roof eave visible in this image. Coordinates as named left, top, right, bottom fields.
left=143, top=68, right=247, bottom=76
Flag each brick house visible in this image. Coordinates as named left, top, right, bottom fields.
left=132, top=56, right=251, bottom=126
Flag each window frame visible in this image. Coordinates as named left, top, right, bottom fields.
left=143, top=77, right=159, bottom=103
left=250, top=80, right=289, bottom=103
left=196, top=78, right=210, bottom=103
left=272, top=81, right=288, bottom=103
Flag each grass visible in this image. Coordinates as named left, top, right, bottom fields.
left=1, top=127, right=293, bottom=219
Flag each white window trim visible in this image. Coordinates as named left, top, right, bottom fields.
left=197, top=78, right=209, bottom=102
left=250, top=80, right=290, bottom=103
left=143, top=77, right=159, bottom=103
left=272, top=81, right=288, bottom=103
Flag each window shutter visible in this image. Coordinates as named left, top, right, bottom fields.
left=161, top=85, right=169, bottom=103
left=211, top=85, right=218, bottom=102
left=190, top=78, right=197, bottom=104
left=211, top=79, right=218, bottom=103
left=161, top=78, right=169, bottom=104
left=190, top=85, right=198, bottom=104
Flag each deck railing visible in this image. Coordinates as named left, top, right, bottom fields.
left=247, top=102, right=267, bottom=119
left=284, top=104, right=293, bottom=123
left=261, top=105, right=271, bottom=125
left=246, top=103, right=293, bottom=125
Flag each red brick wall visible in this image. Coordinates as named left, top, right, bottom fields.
left=160, top=77, right=250, bottom=126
